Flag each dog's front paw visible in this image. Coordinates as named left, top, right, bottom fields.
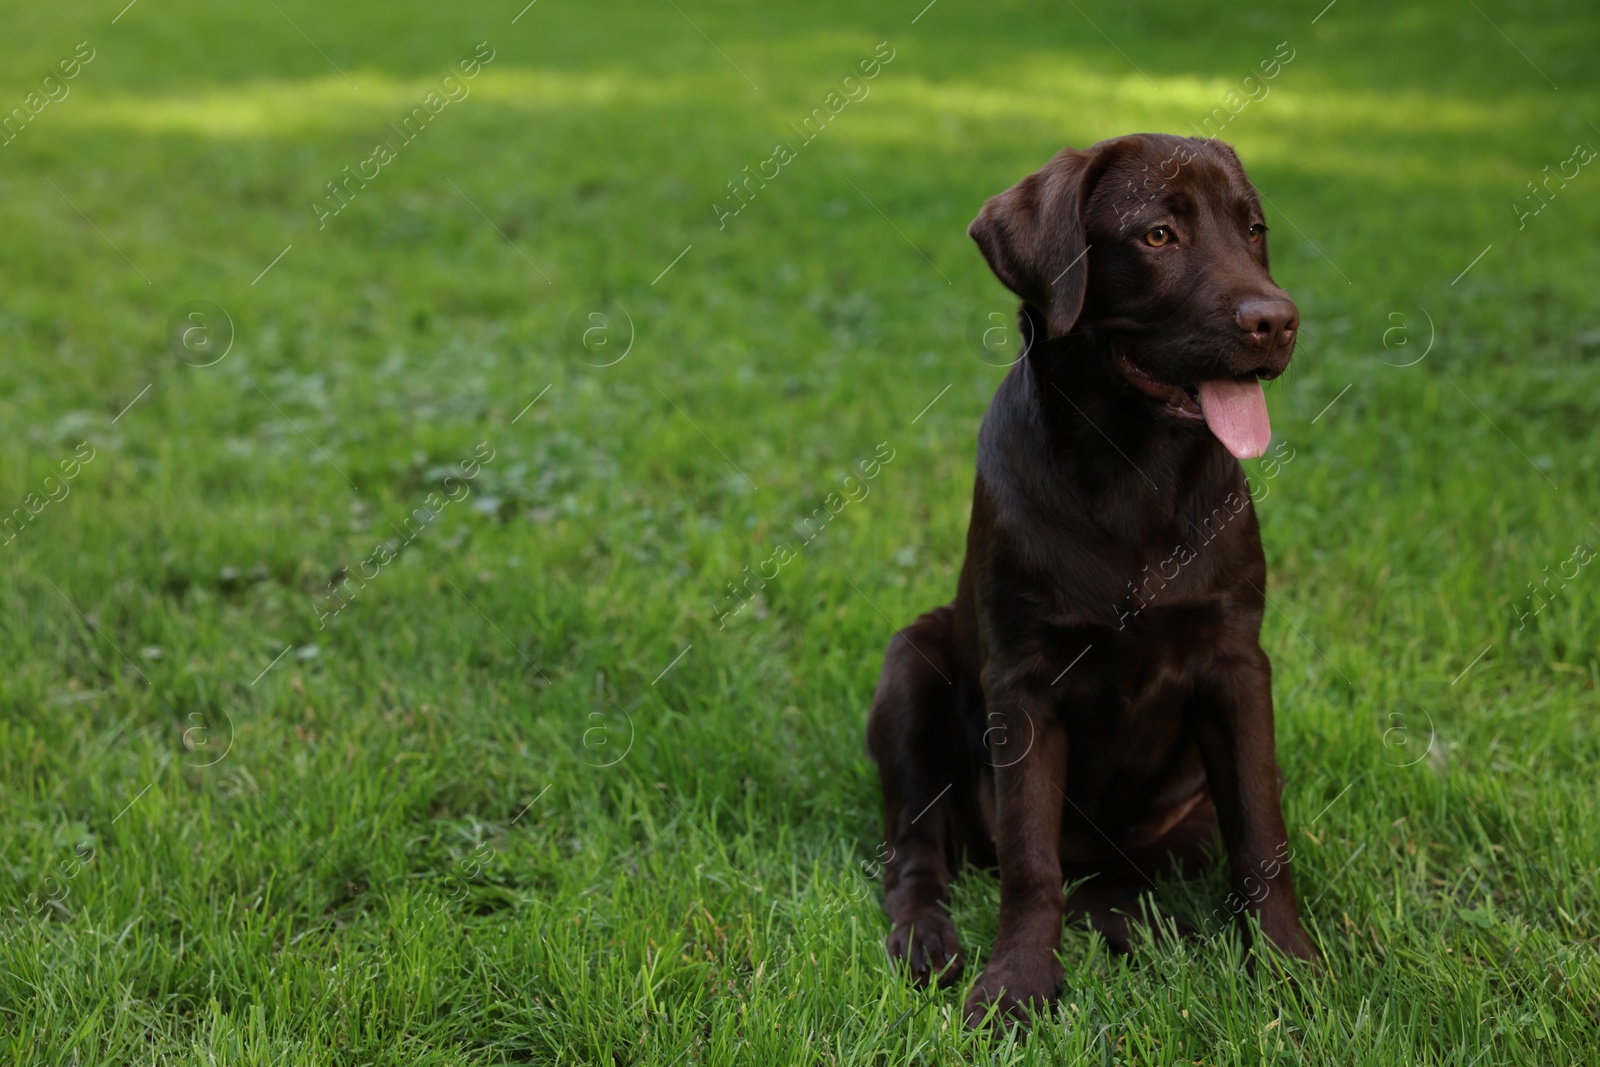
left=961, top=956, right=1060, bottom=1028
left=887, top=911, right=963, bottom=987
left=1260, top=914, right=1320, bottom=965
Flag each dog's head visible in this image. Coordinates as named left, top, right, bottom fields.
left=969, top=134, right=1296, bottom=458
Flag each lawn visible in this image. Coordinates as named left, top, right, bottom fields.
left=2, top=0, right=1598, bottom=1062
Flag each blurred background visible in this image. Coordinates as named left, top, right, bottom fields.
left=2, top=0, right=1597, bottom=1063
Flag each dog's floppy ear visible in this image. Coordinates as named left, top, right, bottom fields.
left=968, top=143, right=1111, bottom=339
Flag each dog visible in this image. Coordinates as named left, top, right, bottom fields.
left=865, top=133, right=1318, bottom=1026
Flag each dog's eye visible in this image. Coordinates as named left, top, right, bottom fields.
left=1247, top=224, right=1268, bottom=243
left=1143, top=226, right=1174, bottom=247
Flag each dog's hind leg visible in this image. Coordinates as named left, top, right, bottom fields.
left=866, top=604, right=982, bottom=987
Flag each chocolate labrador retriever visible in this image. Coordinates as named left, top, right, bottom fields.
left=866, top=134, right=1317, bottom=1025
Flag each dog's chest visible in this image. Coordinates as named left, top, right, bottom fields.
left=1049, top=606, right=1216, bottom=717
left=1038, top=618, right=1214, bottom=832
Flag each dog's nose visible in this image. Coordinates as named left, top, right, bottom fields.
left=1235, top=298, right=1298, bottom=349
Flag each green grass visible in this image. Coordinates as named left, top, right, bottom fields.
left=1, top=0, right=1598, bottom=1062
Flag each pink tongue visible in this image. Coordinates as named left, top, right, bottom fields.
left=1196, top=378, right=1271, bottom=459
